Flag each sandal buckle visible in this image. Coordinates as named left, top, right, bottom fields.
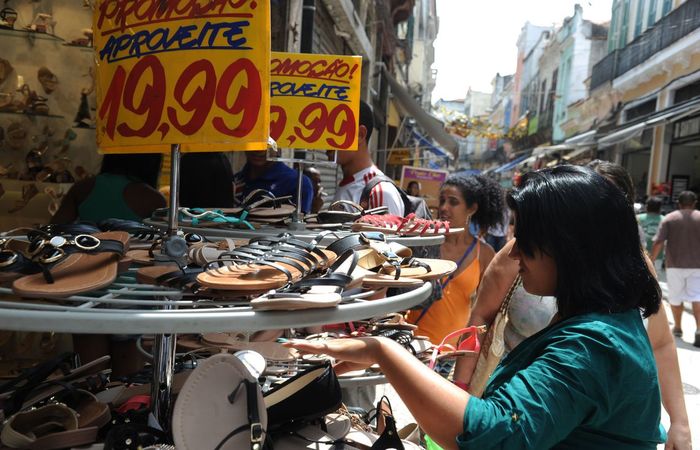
left=250, top=422, right=263, bottom=443
left=0, top=250, right=18, bottom=268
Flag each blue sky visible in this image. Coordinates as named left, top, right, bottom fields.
left=432, top=0, right=614, bottom=101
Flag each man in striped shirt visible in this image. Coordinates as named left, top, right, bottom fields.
left=330, top=100, right=405, bottom=216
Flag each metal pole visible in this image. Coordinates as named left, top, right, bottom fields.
left=167, top=144, right=180, bottom=236
left=294, top=0, right=315, bottom=161
left=288, top=165, right=306, bottom=230
left=151, top=143, right=183, bottom=430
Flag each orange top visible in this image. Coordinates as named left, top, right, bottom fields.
left=407, top=242, right=481, bottom=346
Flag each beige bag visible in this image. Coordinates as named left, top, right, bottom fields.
left=468, top=276, right=521, bottom=398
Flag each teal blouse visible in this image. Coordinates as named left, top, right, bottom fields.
left=458, top=309, right=666, bottom=449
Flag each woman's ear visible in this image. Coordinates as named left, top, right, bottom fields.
left=466, top=202, right=479, bottom=217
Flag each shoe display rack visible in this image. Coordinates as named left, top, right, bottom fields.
left=145, top=219, right=446, bottom=248
left=0, top=267, right=432, bottom=428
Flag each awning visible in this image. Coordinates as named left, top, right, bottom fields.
left=532, top=144, right=573, bottom=157
left=564, top=130, right=596, bottom=145
left=490, top=153, right=531, bottom=173
left=452, top=168, right=481, bottom=177
left=385, top=68, right=458, bottom=157
left=563, top=146, right=595, bottom=161
left=411, top=130, right=450, bottom=159
left=598, top=97, right=700, bottom=147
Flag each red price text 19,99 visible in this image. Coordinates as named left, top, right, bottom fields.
left=99, top=55, right=262, bottom=142
left=269, top=102, right=356, bottom=150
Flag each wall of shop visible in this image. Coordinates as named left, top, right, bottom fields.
left=0, top=0, right=98, bottom=228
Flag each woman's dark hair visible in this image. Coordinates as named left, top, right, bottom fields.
left=587, top=159, right=635, bottom=204
left=407, top=181, right=419, bottom=190
left=645, top=196, right=663, bottom=214
left=179, top=153, right=234, bottom=208
left=443, top=174, right=505, bottom=232
left=101, top=154, right=162, bottom=189
left=508, top=165, right=660, bottom=318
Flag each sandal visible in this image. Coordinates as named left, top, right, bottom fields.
left=232, top=189, right=297, bottom=220
left=8, top=183, right=39, bottom=214
left=427, top=326, right=486, bottom=370
left=1, top=404, right=99, bottom=449
left=314, top=200, right=388, bottom=224
left=12, top=231, right=129, bottom=298
left=196, top=235, right=336, bottom=292
left=353, top=213, right=464, bottom=236
left=249, top=249, right=358, bottom=311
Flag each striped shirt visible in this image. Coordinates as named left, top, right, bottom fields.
left=332, top=165, right=404, bottom=216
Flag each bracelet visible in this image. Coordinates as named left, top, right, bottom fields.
left=453, top=380, right=469, bottom=391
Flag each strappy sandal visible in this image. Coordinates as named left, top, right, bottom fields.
left=353, top=213, right=464, bottom=236
left=314, top=200, right=388, bottom=224
left=196, top=234, right=336, bottom=292
left=427, top=326, right=486, bottom=370
left=249, top=249, right=358, bottom=311
left=232, top=189, right=297, bottom=220
left=179, top=208, right=254, bottom=229
left=12, top=231, right=129, bottom=298
left=98, top=219, right=161, bottom=241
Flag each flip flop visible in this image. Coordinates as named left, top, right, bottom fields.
left=12, top=231, right=129, bottom=298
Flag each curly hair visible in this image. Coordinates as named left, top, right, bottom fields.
left=442, top=174, right=505, bottom=231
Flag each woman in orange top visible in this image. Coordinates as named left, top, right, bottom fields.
left=407, top=174, right=505, bottom=347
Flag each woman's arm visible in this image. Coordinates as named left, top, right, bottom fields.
left=287, top=337, right=469, bottom=450
left=453, top=238, right=519, bottom=384
left=647, top=307, right=692, bottom=450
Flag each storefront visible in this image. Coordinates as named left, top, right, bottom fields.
left=667, top=114, right=700, bottom=200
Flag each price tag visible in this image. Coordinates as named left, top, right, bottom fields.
left=269, top=52, right=361, bottom=151
left=94, top=0, right=270, bottom=153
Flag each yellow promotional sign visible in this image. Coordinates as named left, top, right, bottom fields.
left=94, top=0, right=270, bottom=153
left=270, top=52, right=361, bottom=151
left=387, top=147, right=411, bottom=165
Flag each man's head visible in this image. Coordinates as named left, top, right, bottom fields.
left=678, top=190, right=697, bottom=209
left=330, top=100, right=374, bottom=168
left=645, top=196, right=662, bottom=214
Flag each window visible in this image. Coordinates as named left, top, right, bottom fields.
left=634, top=0, right=645, bottom=38
left=647, top=0, right=658, bottom=27
left=619, top=0, right=631, bottom=48
left=662, top=0, right=672, bottom=15
left=625, top=98, right=657, bottom=121
left=609, top=0, right=621, bottom=51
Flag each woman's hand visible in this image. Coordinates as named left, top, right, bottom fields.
left=665, top=422, right=692, bottom=450
left=282, top=337, right=384, bottom=374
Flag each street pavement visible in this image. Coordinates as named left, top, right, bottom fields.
left=375, top=281, right=700, bottom=449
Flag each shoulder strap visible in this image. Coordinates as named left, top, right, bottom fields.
left=360, top=175, right=410, bottom=213
left=500, top=275, right=521, bottom=313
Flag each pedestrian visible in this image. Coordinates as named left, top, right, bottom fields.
left=651, top=190, right=700, bottom=347
left=638, top=196, right=665, bottom=271
left=406, top=174, right=504, bottom=352
left=329, top=100, right=405, bottom=216
left=51, top=153, right=165, bottom=224
left=285, top=165, right=665, bottom=449
left=233, top=150, right=314, bottom=213
left=454, top=162, right=691, bottom=449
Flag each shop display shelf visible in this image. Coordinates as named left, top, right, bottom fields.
left=0, top=272, right=432, bottom=334
left=0, top=28, right=64, bottom=41
left=0, top=110, right=64, bottom=119
left=144, top=219, right=445, bottom=248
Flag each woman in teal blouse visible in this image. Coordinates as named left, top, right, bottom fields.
left=286, top=165, right=666, bottom=449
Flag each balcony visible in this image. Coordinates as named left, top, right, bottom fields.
left=590, top=0, right=700, bottom=90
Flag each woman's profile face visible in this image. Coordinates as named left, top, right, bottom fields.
left=438, top=184, right=476, bottom=227
left=508, top=239, right=558, bottom=296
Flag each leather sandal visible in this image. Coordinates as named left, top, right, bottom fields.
left=0, top=403, right=99, bottom=449
left=12, top=231, right=129, bottom=298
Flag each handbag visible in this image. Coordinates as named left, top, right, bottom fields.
left=468, top=275, right=521, bottom=398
